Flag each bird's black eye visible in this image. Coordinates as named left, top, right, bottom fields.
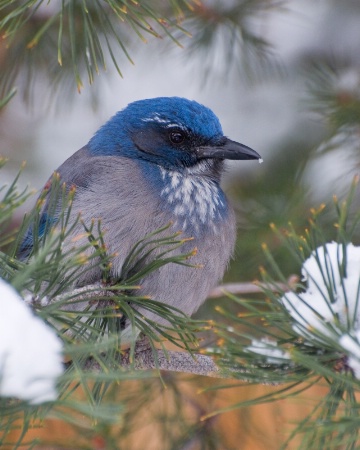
left=169, top=130, right=185, bottom=145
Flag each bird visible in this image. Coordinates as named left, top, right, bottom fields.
left=20, top=97, right=261, bottom=326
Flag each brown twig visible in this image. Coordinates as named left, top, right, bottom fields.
left=208, top=275, right=299, bottom=298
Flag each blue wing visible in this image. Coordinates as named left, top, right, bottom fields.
left=18, top=211, right=58, bottom=259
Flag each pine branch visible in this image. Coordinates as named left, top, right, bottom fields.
left=27, top=279, right=295, bottom=379
left=28, top=276, right=298, bottom=307
left=0, top=0, right=279, bottom=106
left=0, top=0, right=193, bottom=101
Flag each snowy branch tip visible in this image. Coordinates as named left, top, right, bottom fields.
left=247, top=242, right=360, bottom=378
left=0, top=279, right=63, bottom=404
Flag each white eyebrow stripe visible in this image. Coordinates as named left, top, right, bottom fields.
left=142, top=116, right=170, bottom=124
left=141, top=115, right=188, bottom=131
left=166, top=123, right=187, bottom=130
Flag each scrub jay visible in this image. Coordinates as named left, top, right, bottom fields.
left=21, top=97, right=261, bottom=325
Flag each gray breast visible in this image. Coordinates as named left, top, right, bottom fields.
left=56, top=154, right=237, bottom=323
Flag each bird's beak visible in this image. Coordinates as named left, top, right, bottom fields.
left=197, top=138, right=261, bottom=161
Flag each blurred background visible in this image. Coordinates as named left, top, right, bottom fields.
left=1, top=0, right=360, bottom=448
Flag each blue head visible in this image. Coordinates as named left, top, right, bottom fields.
left=88, top=97, right=260, bottom=172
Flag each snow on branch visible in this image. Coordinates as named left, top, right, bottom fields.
left=0, top=279, right=63, bottom=404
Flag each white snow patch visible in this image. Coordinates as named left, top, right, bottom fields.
left=281, top=242, right=360, bottom=341
left=0, top=279, right=63, bottom=404
left=339, top=332, right=360, bottom=379
left=277, top=241, right=360, bottom=379
left=245, top=337, right=290, bottom=364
